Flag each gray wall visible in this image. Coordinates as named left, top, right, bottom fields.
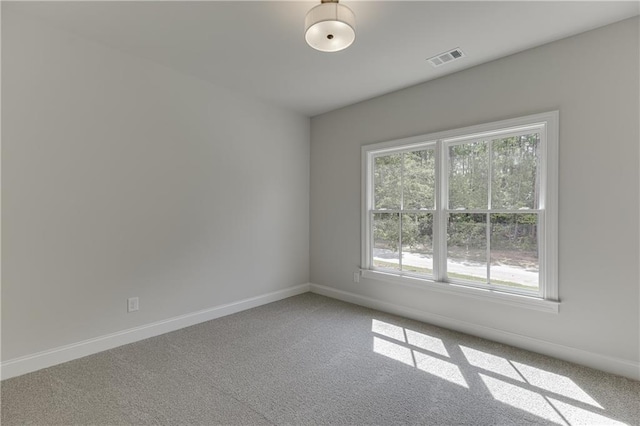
left=310, top=18, right=639, bottom=363
left=2, top=10, right=310, bottom=361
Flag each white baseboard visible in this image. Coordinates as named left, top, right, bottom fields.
left=4, top=282, right=638, bottom=382
left=309, top=283, right=640, bottom=381
left=1, top=283, right=311, bottom=380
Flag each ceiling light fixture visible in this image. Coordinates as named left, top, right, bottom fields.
left=305, top=0, right=355, bottom=53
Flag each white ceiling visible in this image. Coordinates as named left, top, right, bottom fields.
left=5, top=1, right=639, bottom=116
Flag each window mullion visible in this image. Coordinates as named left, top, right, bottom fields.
left=400, top=152, right=404, bottom=211
left=398, top=213, right=403, bottom=271
left=399, top=153, right=404, bottom=271
left=435, top=140, right=447, bottom=282
left=486, top=213, right=491, bottom=284
left=366, top=152, right=375, bottom=270
left=487, top=139, right=492, bottom=285
left=369, top=211, right=374, bottom=269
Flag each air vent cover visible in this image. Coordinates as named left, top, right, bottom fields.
left=427, top=48, right=465, bottom=67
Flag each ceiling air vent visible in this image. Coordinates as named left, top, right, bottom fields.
left=427, top=48, right=465, bottom=68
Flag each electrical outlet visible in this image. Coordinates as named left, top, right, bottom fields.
left=127, top=297, right=139, bottom=313
left=353, top=272, right=360, bottom=283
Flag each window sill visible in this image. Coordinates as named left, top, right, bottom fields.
left=361, top=270, right=559, bottom=313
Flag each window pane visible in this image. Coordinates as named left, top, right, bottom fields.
left=401, top=213, right=433, bottom=276
left=374, top=154, right=402, bottom=209
left=490, top=214, right=539, bottom=290
left=492, top=134, right=540, bottom=209
left=404, top=150, right=435, bottom=209
left=373, top=213, right=400, bottom=270
left=447, top=213, right=487, bottom=283
left=448, top=142, right=489, bottom=209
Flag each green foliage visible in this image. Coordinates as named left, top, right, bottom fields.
left=491, top=134, right=539, bottom=209
left=374, top=154, right=401, bottom=209
left=446, top=213, right=538, bottom=253
left=373, top=134, right=539, bottom=261
left=373, top=149, right=435, bottom=254
left=448, top=134, right=539, bottom=210
left=402, top=213, right=433, bottom=251
left=447, top=213, right=486, bottom=250
left=491, top=213, right=538, bottom=252
left=373, top=213, right=399, bottom=251
left=373, top=213, right=432, bottom=253
left=403, top=150, right=435, bottom=209
left=449, top=141, right=489, bottom=209
left=373, top=150, right=435, bottom=210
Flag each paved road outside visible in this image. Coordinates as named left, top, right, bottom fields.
left=374, top=248, right=538, bottom=287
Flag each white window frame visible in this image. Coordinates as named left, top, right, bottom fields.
left=361, top=111, right=559, bottom=313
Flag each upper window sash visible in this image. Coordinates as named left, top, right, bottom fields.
left=444, top=133, right=542, bottom=211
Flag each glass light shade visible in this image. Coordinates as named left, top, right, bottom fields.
left=305, top=2, right=355, bottom=52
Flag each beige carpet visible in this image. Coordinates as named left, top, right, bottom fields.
left=2, top=293, right=638, bottom=425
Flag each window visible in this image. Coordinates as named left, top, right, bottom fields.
left=362, top=112, right=558, bottom=312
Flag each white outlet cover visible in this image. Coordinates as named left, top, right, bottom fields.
left=127, top=297, right=139, bottom=312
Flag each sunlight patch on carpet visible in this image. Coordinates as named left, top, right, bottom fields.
left=460, top=346, right=525, bottom=382
left=547, top=398, right=627, bottom=425
left=372, top=319, right=449, bottom=357
left=480, top=373, right=566, bottom=425
left=511, top=362, right=602, bottom=408
left=373, top=336, right=468, bottom=388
